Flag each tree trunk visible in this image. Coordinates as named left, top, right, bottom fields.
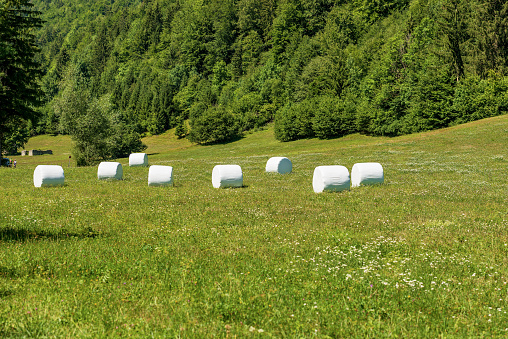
left=0, top=130, right=3, bottom=160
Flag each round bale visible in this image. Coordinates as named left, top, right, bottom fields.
left=97, top=162, right=123, bottom=180
left=129, top=153, right=148, bottom=167
left=33, top=165, right=65, bottom=187
left=265, top=157, right=292, bottom=174
left=212, top=165, right=243, bottom=188
left=313, top=165, right=350, bottom=193
left=351, top=162, right=384, bottom=187
left=148, top=165, right=174, bottom=186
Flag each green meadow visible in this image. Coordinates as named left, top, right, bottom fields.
left=1, top=116, right=507, bottom=337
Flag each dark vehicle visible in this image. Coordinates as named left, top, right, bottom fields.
left=1, top=158, right=11, bottom=167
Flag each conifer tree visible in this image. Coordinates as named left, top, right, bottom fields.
left=0, top=0, right=42, bottom=157
left=439, top=0, right=468, bottom=82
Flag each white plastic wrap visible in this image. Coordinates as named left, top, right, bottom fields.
left=212, top=165, right=243, bottom=188
left=33, top=165, right=65, bottom=187
left=97, top=162, right=123, bottom=180
left=129, top=153, right=148, bottom=167
left=265, top=157, right=292, bottom=174
left=351, top=163, right=384, bottom=188
left=148, top=165, right=174, bottom=186
left=312, top=166, right=350, bottom=193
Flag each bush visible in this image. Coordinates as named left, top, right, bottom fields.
left=274, top=100, right=315, bottom=142
left=189, top=102, right=208, bottom=120
left=108, top=120, right=147, bottom=159
left=232, top=92, right=266, bottom=130
left=451, top=75, right=508, bottom=125
left=188, top=106, right=241, bottom=144
left=312, top=96, right=357, bottom=139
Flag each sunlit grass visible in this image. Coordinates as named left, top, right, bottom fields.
left=0, top=115, right=507, bottom=337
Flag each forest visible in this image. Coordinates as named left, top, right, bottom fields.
left=22, top=0, right=508, bottom=154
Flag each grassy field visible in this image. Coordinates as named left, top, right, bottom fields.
left=1, top=115, right=507, bottom=337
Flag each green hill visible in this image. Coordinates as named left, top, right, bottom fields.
left=0, top=115, right=507, bottom=336
left=26, top=0, right=508, bottom=145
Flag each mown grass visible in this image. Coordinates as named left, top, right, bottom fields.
left=1, top=116, right=507, bottom=337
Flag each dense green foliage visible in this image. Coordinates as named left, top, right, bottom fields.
left=54, top=66, right=146, bottom=166
left=31, top=0, right=508, bottom=144
left=0, top=0, right=43, bottom=157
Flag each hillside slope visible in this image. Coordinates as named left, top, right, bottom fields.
left=29, top=0, right=508, bottom=145
left=18, top=114, right=508, bottom=167
left=0, top=115, right=507, bottom=336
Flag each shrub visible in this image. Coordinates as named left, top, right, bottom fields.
left=312, top=96, right=357, bottom=139
left=274, top=100, right=315, bottom=142
left=188, top=106, right=241, bottom=144
left=232, top=92, right=266, bottom=130
left=108, top=120, right=147, bottom=159
left=451, top=75, right=508, bottom=125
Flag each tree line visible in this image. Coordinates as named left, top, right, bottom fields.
left=2, top=0, right=507, bottom=164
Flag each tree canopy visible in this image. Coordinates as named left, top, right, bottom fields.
left=26, top=0, right=508, bottom=145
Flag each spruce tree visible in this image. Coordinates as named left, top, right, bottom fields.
left=0, top=0, right=42, bottom=157
left=439, top=0, right=468, bottom=82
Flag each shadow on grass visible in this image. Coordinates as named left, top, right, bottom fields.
left=0, top=289, right=13, bottom=297
left=0, top=226, right=102, bottom=242
left=0, top=266, right=17, bottom=279
left=0, top=319, right=49, bottom=338
left=216, top=185, right=250, bottom=189
left=200, top=134, right=245, bottom=146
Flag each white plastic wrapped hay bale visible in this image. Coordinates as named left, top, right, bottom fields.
left=212, top=165, right=243, bottom=188
left=33, top=165, right=65, bottom=187
left=148, top=165, right=174, bottom=186
left=265, top=157, right=292, bottom=174
left=351, top=162, right=384, bottom=188
left=129, top=153, right=148, bottom=167
left=97, top=162, right=123, bottom=180
left=313, top=166, right=350, bottom=193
